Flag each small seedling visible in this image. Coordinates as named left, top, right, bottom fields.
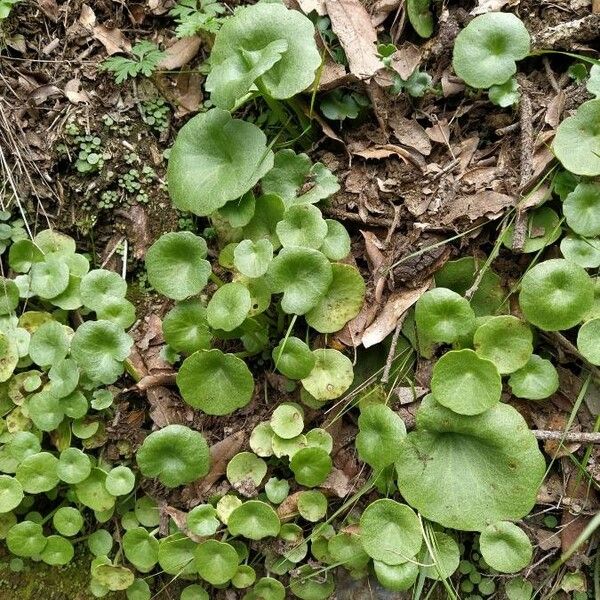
left=100, top=41, right=166, bottom=84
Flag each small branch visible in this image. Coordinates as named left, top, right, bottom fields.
left=512, top=82, right=533, bottom=252
left=321, top=206, right=399, bottom=229
left=381, top=318, right=404, bottom=384
left=533, top=430, right=600, bottom=444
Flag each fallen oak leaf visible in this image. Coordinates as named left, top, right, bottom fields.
left=157, top=37, right=202, bottom=70
left=93, top=24, right=132, bottom=55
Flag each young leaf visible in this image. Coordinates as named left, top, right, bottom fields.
left=479, top=522, right=533, bottom=573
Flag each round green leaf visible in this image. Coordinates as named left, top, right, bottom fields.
left=374, top=560, right=418, bottom=592
left=207, top=3, right=320, bottom=108
left=40, top=535, right=74, bottom=566
left=7, top=521, right=47, bottom=557
left=250, top=422, right=275, bottom=457
left=195, top=540, right=239, bottom=585
left=57, top=447, right=92, bottom=484
left=0, top=476, right=23, bottom=513
left=177, top=349, right=254, bottom=415
left=268, top=247, right=332, bottom=315
left=553, top=99, right=600, bottom=176
left=519, top=259, right=593, bottom=331
left=93, top=564, right=135, bottom=591
left=162, top=300, right=212, bottom=354
left=158, top=533, right=197, bottom=576
left=53, top=507, right=83, bottom=536
left=407, top=0, right=433, bottom=37
left=48, top=358, right=79, bottom=398
left=415, top=287, right=476, bottom=343
left=0, top=333, right=19, bottom=382
left=167, top=108, right=274, bottom=216
left=560, top=234, right=600, bottom=268
left=16, top=452, right=59, bottom=493
left=87, top=529, right=113, bottom=557
left=356, top=403, right=406, bottom=470
left=503, top=207, right=561, bottom=253
left=71, top=320, right=132, bottom=384
left=420, top=531, right=460, bottom=580
left=75, top=468, right=115, bottom=512
left=297, top=491, right=327, bottom=522
left=359, top=499, right=422, bottom=565
left=29, top=321, right=69, bottom=367
left=187, top=504, right=219, bottom=537
left=145, top=232, right=211, bottom=300
left=473, top=315, right=533, bottom=374
left=320, top=220, right=350, bottom=261
left=126, top=580, right=151, bottom=600
left=123, top=527, right=159, bottom=572
left=105, top=466, right=135, bottom=496
left=136, top=424, right=210, bottom=487
left=480, top=521, right=532, bottom=573
left=207, top=282, right=251, bottom=331
left=228, top=500, right=280, bottom=540
left=220, top=192, right=256, bottom=228
left=226, top=452, right=267, bottom=490
left=80, top=269, right=127, bottom=311
left=508, top=354, right=559, bottom=400
left=396, top=395, right=546, bottom=531
left=289, top=565, right=335, bottom=600
left=8, top=240, right=44, bottom=273
left=431, top=349, right=501, bottom=415
left=563, top=183, right=600, bottom=237
left=96, top=298, right=136, bottom=329
left=243, top=194, right=285, bottom=248
left=276, top=205, right=328, bottom=249
left=270, top=403, right=304, bottom=439
left=272, top=336, right=315, bottom=380
left=180, top=585, right=208, bottom=600
left=489, top=76, right=520, bottom=107
left=305, top=264, right=365, bottom=334
left=234, top=239, right=273, bottom=278
left=28, top=391, right=64, bottom=431
left=290, top=447, right=332, bottom=487
left=577, top=318, right=600, bottom=365
left=0, top=278, right=19, bottom=315
left=452, top=12, right=530, bottom=89
left=301, top=348, right=353, bottom=401
left=30, top=257, right=70, bottom=299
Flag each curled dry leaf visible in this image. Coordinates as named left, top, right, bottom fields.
left=157, top=37, right=202, bottom=70
left=441, top=191, right=514, bottom=224
left=389, top=116, right=432, bottom=156
left=371, top=0, right=402, bottom=27
left=277, top=491, right=301, bottom=521
left=93, top=25, right=132, bottom=55
left=390, top=43, right=422, bottom=80
left=64, top=79, right=89, bottom=105
left=194, top=431, right=246, bottom=497
left=362, top=280, right=431, bottom=348
left=324, top=0, right=382, bottom=79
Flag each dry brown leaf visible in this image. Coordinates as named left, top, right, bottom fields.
left=545, top=90, right=566, bottom=128
left=195, top=431, right=246, bottom=497
left=371, top=0, right=402, bottom=27
left=157, top=37, right=202, bottom=70
left=362, top=280, right=431, bottom=348
left=425, top=119, right=450, bottom=144
left=389, top=116, right=432, bottom=156
left=296, top=0, right=327, bottom=14
left=277, top=492, right=301, bottom=521
left=163, top=506, right=205, bottom=543
left=78, top=4, right=96, bottom=28
left=360, top=230, right=386, bottom=272
left=37, top=0, right=59, bottom=21
left=324, top=0, right=382, bottom=79
left=395, top=386, right=428, bottom=405
left=390, top=43, right=422, bottom=80
left=442, top=191, right=514, bottom=223
left=93, top=25, right=132, bottom=55
left=117, top=205, right=151, bottom=259
left=470, top=0, right=512, bottom=15
left=320, top=468, right=351, bottom=497
left=64, top=79, right=89, bottom=105
left=352, top=143, right=427, bottom=172
left=317, top=60, right=356, bottom=91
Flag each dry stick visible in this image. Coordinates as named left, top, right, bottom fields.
left=533, top=430, right=600, bottom=444
left=381, top=317, right=404, bottom=384
left=512, top=82, right=534, bottom=252
left=322, top=206, right=399, bottom=228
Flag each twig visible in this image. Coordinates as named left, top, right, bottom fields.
left=533, top=430, right=600, bottom=444
left=543, top=57, right=561, bottom=93
left=321, top=206, right=399, bottom=229
left=512, top=81, right=534, bottom=252
left=542, top=331, right=600, bottom=380
left=381, top=318, right=404, bottom=384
